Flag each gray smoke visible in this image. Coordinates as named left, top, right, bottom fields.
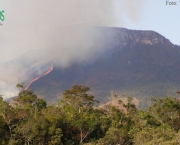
left=0, top=0, right=146, bottom=98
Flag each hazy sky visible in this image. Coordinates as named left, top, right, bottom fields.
left=0, top=0, right=179, bottom=62
left=0, top=0, right=180, bottom=97
left=117, top=0, right=180, bottom=45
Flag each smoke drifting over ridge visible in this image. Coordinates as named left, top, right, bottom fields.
left=0, top=0, right=146, bottom=98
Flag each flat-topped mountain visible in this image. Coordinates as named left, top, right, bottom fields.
left=26, top=27, right=180, bottom=104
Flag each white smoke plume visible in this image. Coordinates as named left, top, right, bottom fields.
left=0, top=0, right=146, bottom=98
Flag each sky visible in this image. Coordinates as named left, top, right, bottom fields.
left=0, top=0, right=180, bottom=62
left=117, top=0, right=180, bottom=45
left=0, top=0, right=180, bottom=97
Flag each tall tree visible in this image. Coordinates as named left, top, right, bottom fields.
left=61, top=85, right=98, bottom=112
left=60, top=85, right=99, bottom=144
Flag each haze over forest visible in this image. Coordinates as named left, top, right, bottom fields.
left=0, top=0, right=147, bottom=98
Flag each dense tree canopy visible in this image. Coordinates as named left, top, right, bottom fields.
left=1, top=84, right=180, bottom=144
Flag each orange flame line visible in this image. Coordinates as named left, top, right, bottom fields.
left=24, top=66, right=54, bottom=90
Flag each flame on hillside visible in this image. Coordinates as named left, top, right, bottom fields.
left=24, top=66, right=54, bottom=90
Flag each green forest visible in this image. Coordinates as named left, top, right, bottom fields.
left=1, top=84, right=180, bottom=145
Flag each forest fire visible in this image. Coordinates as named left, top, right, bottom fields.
left=24, top=66, right=54, bottom=90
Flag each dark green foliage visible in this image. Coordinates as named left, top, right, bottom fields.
left=1, top=84, right=180, bottom=144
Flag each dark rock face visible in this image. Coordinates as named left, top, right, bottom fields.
left=29, top=27, right=180, bottom=101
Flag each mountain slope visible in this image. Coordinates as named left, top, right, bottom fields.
left=28, top=27, right=180, bottom=103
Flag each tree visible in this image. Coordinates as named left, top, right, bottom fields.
left=13, top=84, right=47, bottom=120
left=0, top=97, right=9, bottom=144
left=0, top=96, right=19, bottom=142
left=60, top=85, right=99, bottom=144
left=98, top=127, right=129, bottom=145
left=14, top=84, right=46, bottom=110
left=133, top=126, right=179, bottom=145
left=15, top=115, right=63, bottom=145
left=42, top=106, right=64, bottom=145
left=148, top=97, right=180, bottom=130
left=61, top=85, right=98, bottom=112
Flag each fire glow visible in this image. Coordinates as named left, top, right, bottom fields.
left=24, top=66, right=54, bottom=90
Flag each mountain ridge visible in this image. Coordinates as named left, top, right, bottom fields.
left=98, top=27, right=174, bottom=48
left=25, top=27, right=180, bottom=103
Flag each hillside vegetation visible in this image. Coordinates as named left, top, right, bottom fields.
left=1, top=84, right=180, bottom=144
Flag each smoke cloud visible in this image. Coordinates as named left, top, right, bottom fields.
left=0, top=0, right=146, bottom=98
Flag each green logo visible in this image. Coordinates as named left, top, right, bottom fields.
left=0, top=10, right=5, bottom=21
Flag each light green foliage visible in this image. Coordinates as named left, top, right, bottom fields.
left=98, top=127, right=129, bottom=145
left=133, top=126, right=179, bottom=145
left=148, top=97, right=180, bottom=130
left=61, top=85, right=98, bottom=110
left=14, top=85, right=47, bottom=110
